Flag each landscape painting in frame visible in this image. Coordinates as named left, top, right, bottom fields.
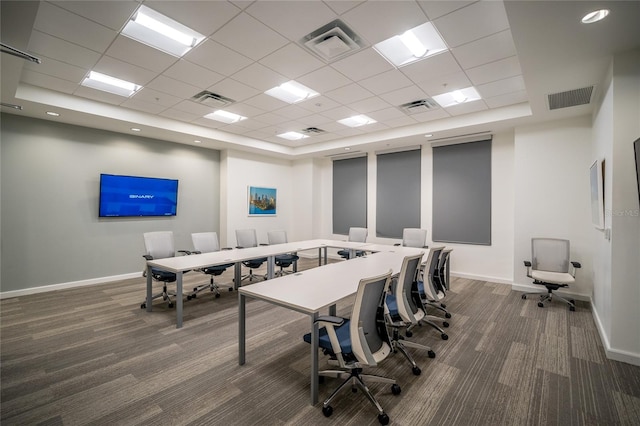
left=248, top=186, right=277, bottom=216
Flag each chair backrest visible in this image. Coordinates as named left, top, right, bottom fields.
left=427, top=246, right=444, bottom=286
left=267, top=230, right=288, bottom=245
left=394, top=253, right=424, bottom=323
left=236, top=229, right=258, bottom=248
left=532, top=238, right=570, bottom=273
left=350, top=270, right=393, bottom=366
left=191, top=232, right=221, bottom=253
left=436, top=248, right=453, bottom=287
left=143, top=231, right=175, bottom=259
left=348, top=227, right=368, bottom=243
left=402, top=228, right=427, bottom=248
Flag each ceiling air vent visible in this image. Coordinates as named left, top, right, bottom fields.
left=300, top=19, right=365, bottom=62
left=193, top=90, right=235, bottom=107
left=400, top=98, right=439, bottom=114
left=547, top=86, right=595, bottom=110
left=301, top=127, right=326, bottom=135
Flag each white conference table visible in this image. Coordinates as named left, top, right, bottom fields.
left=237, top=245, right=429, bottom=405
left=145, top=239, right=372, bottom=328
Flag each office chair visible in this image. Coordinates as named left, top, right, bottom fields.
left=187, top=232, right=235, bottom=300
left=414, top=246, right=450, bottom=340
left=436, top=248, right=453, bottom=292
left=394, top=228, right=428, bottom=248
left=140, top=231, right=187, bottom=309
left=267, top=230, right=299, bottom=276
left=235, top=229, right=268, bottom=282
left=384, top=253, right=436, bottom=376
left=303, top=270, right=400, bottom=425
left=418, top=247, right=452, bottom=318
left=522, top=238, right=581, bottom=311
left=337, top=227, right=368, bottom=259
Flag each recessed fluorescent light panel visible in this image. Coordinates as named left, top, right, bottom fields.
left=337, top=114, right=377, bottom=128
left=373, top=22, right=447, bottom=67
left=277, top=131, right=309, bottom=141
left=122, top=5, right=205, bottom=57
left=432, top=87, right=482, bottom=108
left=265, top=81, right=319, bottom=104
left=581, top=9, right=610, bottom=24
left=81, top=71, right=141, bottom=97
left=204, top=110, right=247, bottom=124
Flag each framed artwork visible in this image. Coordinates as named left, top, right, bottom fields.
left=248, top=186, right=277, bottom=216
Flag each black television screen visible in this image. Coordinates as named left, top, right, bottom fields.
left=635, top=138, right=640, bottom=205
left=99, top=174, right=178, bottom=217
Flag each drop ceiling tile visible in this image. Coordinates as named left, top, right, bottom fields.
left=243, top=93, right=289, bottom=111
left=24, top=57, right=87, bottom=84
left=320, top=105, right=359, bottom=121
left=159, top=108, right=199, bottom=122
left=192, top=116, right=225, bottom=129
left=145, top=0, right=241, bottom=36
left=465, top=56, right=522, bottom=86
left=417, top=0, right=475, bottom=20
left=444, top=99, right=488, bottom=116
left=275, top=104, right=313, bottom=120
left=325, top=83, right=373, bottom=104
left=416, top=71, right=472, bottom=96
left=359, top=70, right=413, bottom=96
left=297, top=113, right=334, bottom=126
left=27, top=31, right=101, bottom=69
left=73, top=85, right=126, bottom=105
left=399, top=52, right=463, bottom=84
left=384, top=115, right=420, bottom=128
left=220, top=123, right=254, bottom=135
left=297, top=66, right=352, bottom=93
left=451, top=29, right=517, bottom=69
left=20, top=70, right=78, bottom=94
left=476, top=75, right=525, bottom=98
left=410, top=107, right=450, bottom=122
left=246, top=0, right=337, bottom=40
left=164, top=60, right=225, bottom=90
left=106, top=35, right=178, bottom=72
left=331, top=48, right=394, bottom=81
left=251, top=111, right=290, bottom=125
left=172, top=100, right=215, bottom=116
left=367, top=106, right=407, bottom=121
left=145, top=75, right=202, bottom=99
left=378, top=86, right=429, bottom=106
left=51, top=0, right=138, bottom=31
left=342, top=0, right=428, bottom=45
left=120, top=98, right=168, bottom=114
left=207, top=78, right=260, bottom=102
left=212, top=12, right=288, bottom=61
left=33, top=2, right=117, bottom=53
left=347, top=96, right=392, bottom=114
left=484, top=90, right=528, bottom=108
left=93, top=56, right=157, bottom=86
left=297, top=96, right=341, bottom=114
left=185, top=40, right=252, bottom=77
left=231, top=63, right=287, bottom=91
left=224, top=103, right=266, bottom=119
left=324, top=1, right=366, bottom=15
left=259, top=43, right=325, bottom=79
left=132, top=87, right=182, bottom=108
left=433, top=1, right=510, bottom=48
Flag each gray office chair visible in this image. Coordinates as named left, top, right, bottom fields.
left=414, top=246, right=450, bottom=340
left=267, top=230, right=299, bottom=276
left=337, top=227, right=368, bottom=259
left=419, top=248, right=453, bottom=318
left=187, top=232, right=234, bottom=299
left=394, top=228, right=428, bottom=248
left=384, top=253, right=436, bottom=376
left=141, top=231, right=187, bottom=309
left=303, top=270, right=400, bottom=425
left=522, top=238, right=581, bottom=311
left=235, top=229, right=267, bottom=282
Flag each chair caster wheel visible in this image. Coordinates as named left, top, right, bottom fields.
left=569, top=305, right=575, bottom=311
left=443, top=322, right=449, bottom=328
left=168, top=303, right=174, bottom=308
left=440, top=303, right=447, bottom=309
left=378, top=413, right=390, bottom=425
left=538, top=302, right=544, bottom=308
left=441, top=333, right=448, bottom=340
left=522, top=294, right=527, bottom=299
left=229, top=288, right=234, bottom=292
left=140, top=303, right=146, bottom=309
left=405, top=330, right=413, bottom=338
left=428, top=350, right=436, bottom=358
left=412, top=366, right=421, bottom=375
left=391, top=384, right=401, bottom=395
left=322, top=405, right=333, bottom=417
left=186, top=295, right=192, bottom=300
left=318, top=376, right=325, bottom=384
left=215, top=293, right=221, bottom=298
left=445, top=312, right=452, bottom=318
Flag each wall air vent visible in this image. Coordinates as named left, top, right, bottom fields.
left=400, top=98, right=439, bottom=114
left=193, top=90, right=236, bottom=107
left=300, top=19, right=365, bottom=63
left=547, top=86, right=595, bottom=110
left=301, top=127, right=326, bottom=135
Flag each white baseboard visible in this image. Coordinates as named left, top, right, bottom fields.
left=0, top=272, right=141, bottom=300
left=591, top=303, right=640, bottom=367
left=450, top=271, right=513, bottom=286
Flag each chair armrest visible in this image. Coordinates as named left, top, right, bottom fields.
left=393, top=243, right=401, bottom=246
left=523, top=261, right=532, bottom=267
left=191, top=250, right=202, bottom=255
left=571, top=261, right=581, bottom=268
left=178, top=250, right=191, bottom=255
left=143, top=254, right=153, bottom=260
left=222, top=247, right=232, bottom=251
left=259, top=243, right=269, bottom=246
left=316, top=315, right=345, bottom=326
left=236, top=246, right=245, bottom=249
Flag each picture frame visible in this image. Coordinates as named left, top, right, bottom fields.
left=248, top=186, right=277, bottom=216
left=589, top=159, right=604, bottom=229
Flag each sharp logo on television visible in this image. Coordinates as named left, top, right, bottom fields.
left=129, top=194, right=155, bottom=199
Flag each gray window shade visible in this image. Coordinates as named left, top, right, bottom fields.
left=432, top=140, right=491, bottom=245
left=333, top=156, right=367, bottom=235
left=376, top=149, right=421, bottom=238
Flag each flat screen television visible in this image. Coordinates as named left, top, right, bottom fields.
left=99, top=174, right=178, bottom=217
left=634, top=138, right=640, bottom=205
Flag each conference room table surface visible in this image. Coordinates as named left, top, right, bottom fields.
left=238, top=244, right=429, bottom=405
left=145, top=239, right=373, bottom=328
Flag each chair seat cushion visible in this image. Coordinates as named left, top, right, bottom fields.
left=531, top=270, right=574, bottom=285
left=418, top=280, right=444, bottom=299
left=303, top=319, right=352, bottom=354
left=243, top=258, right=267, bottom=268
left=151, top=268, right=176, bottom=282
left=203, top=264, right=233, bottom=275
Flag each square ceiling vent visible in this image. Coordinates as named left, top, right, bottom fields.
left=193, top=90, right=235, bottom=107
left=300, top=19, right=366, bottom=62
left=547, top=85, right=595, bottom=110
left=400, top=98, right=439, bottom=114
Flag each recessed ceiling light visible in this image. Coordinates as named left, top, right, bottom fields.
left=373, top=22, right=447, bottom=67
left=131, top=128, right=141, bottom=132
left=82, top=71, right=141, bottom=97
left=194, top=140, right=202, bottom=143
left=345, top=147, right=351, bottom=151
left=46, top=111, right=60, bottom=116
left=265, top=80, right=319, bottom=104
left=424, top=134, right=433, bottom=138
left=122, top=5, right=205, bottom=57
left=204, top=110, right=247, bottom=124
left=277, top=131, right=309, bottom=141
left=581, top=9, right=610, bottom=24
left=432, top=87, right=481, bottom=108
left=337, top=114, right=377, bottom=128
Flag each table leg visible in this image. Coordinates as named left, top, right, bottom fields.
left=267, top=255, right=274, bottom=279
left=239, top=293, right=246, bottom=365
left=234, top=262, right=242, bottom=290
left=311, top=312, right=319, bottom=405
left=176, top=271, right=183, bottom=329
left=145, top=265, right=153, bottom=312
left=329, top=304, right=337, bottom=316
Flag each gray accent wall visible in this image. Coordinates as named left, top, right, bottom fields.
left=1, top=114, right=220, bottom=293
